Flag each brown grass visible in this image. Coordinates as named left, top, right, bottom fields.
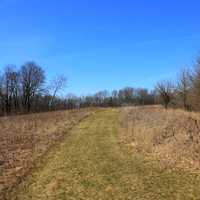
left=0, top=108, right=96, bottom=198
left=8, top=109, right=200, bottom=200
left=121, top=105, right=200, bottom=171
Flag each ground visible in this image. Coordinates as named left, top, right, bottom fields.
left=0, top=109, right=93, bottom=199
left=8, top=109, right=200, bottom=199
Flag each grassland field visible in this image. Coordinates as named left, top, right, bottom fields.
left=2, top=106, right=200, bottom=199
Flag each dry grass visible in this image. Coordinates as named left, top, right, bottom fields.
left=9, top=109, right=200, bottom=199
left=121, top=105, right=200, bottom=171
left=0, top=108, right=96, bottom=198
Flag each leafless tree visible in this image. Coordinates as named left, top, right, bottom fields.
left=20, top=62, right=45, bottom=112
left=48, top=75, right=67, bottom=109
left=65, top=93, right=79, bottom=109
left=94, top=90, right=109, bottom=105
left=136, top=88, right=148, bottom=105
left=0, top=66, right=20, bottom=114
left=112, top=90, right=118, bottom=98
left=176, top=68, right=192, bottom=110
left=118, top=87, right=134, bottom=104
left=190, top=57, right=200, bottom=109
left=156, top=80, right=174, bottom=109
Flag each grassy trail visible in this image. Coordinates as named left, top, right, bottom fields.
left=11, top=109, right=200, bottom=200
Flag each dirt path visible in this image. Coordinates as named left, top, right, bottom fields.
left=10, top=109, right=200, bottom=200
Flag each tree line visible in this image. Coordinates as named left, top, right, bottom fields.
left=3, top=55, right=200, bottom=115
left=0, top=61, right=157, bottom=115
left=0, top=62, right=67, bottom=115
left=156, top=56, right=200, bottom=111
left=65, top=54, right=200, bottom=112
left=65, top=87, right=156, bottom=109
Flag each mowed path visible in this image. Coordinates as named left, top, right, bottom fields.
left=11, top=109, right=200, bottom=200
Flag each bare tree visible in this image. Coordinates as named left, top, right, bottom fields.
left=94, top=90, right=109, bottom=106
left=136, top=88, right=148, bottom=105
left=65, top=93, right=79, bottom=109
left=118, top=87, right=134, bottom=104
left=111, top=90, right=119, bottom=106
left=20, top=62, right=45, bottom=112
left=176, top=68, right=192, bottom=110
left=190, top=57, right=200, bottom=109
left=0, top=66, right=20, bottom=114
left=48, top=75, right=67, bottom=109
left=156, top=80, right=174, bottom=109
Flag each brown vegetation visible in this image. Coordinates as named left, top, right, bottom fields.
left=0, top=108, right=95, bottom=199
left=121, top=106, right=200, bottom=171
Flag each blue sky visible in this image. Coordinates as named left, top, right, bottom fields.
left=0, top=0, right=200, bottom=95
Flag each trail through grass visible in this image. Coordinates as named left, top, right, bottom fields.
left=10, top=109, right=200, bottom=199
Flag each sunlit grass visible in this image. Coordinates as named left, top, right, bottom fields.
left=9, top=109, right=200, bottom=199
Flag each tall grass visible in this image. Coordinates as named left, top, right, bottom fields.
left=0, top=108, right=95, bottom=198
left=121, top=106, right=200, bottom=170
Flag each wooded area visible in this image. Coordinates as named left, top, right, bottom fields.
left=0, top=62, right=156, bottom=115
left=1, top=56, right=200, bottom=115
left=156, top=57, right=200, bottom=111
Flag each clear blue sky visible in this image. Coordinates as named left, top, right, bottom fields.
left=0, top=0, right=200, bottom=95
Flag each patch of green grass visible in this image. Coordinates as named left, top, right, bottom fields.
left=10, top=109, right=200, bottom=200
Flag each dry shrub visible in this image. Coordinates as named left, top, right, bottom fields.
left=120, top=105, right=200, bottom=170
left=0, top=108, right=96, bottom=198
